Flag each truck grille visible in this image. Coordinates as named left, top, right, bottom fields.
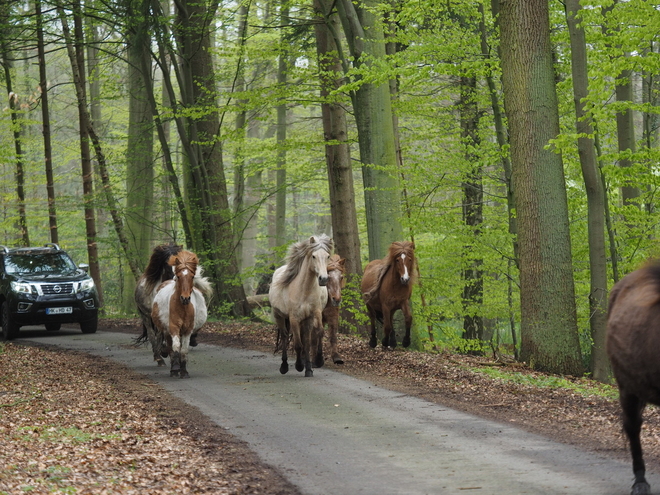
left=39, top=283, right=75, bottom=295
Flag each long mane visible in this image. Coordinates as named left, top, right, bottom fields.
left=363, top=241, right=415, bottom=301
left=170, top=250, right=214, bottom=301
left=279, top=234, right=333, bottom=286
left=327, top=254, right=345, bottom=273
left=141, top=243, right=182, bottom=294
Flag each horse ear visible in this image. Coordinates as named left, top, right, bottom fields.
left=339, top=258, right=346, bottom=267
left=309, top=236, right=316, bottom=244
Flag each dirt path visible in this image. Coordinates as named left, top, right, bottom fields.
left=16, top=325, right=658, bottom=495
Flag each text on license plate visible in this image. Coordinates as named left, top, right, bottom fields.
left=46, top=307, right=73, bottom=315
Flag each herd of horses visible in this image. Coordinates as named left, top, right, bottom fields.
left=132, top=238, right=660, bottom=495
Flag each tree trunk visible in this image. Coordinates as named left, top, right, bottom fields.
left=275, top=0, right=289, bottom=249
left=337, top=0, right=402, bottom=260
left=36, top=0, right=58, bottom=245
left=174, top=0, right=250, bottom=317
left=566, top=0, right=610, bottom=382
left=499, top=0, right=583, bottom=375
left=459, top=75, right=484, bottom=345
left=0, top=3, right=29, bottom=247
left=123, top=0, right=155, bottom=311
left=57, top=2, right=104, bottom=306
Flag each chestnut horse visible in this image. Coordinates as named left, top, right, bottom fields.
left=607, top=261, right=660, bottom=495
left=152, top=250, right=212, bottom=378
left=313, top=254, right=346, bottom=366
left=269, top=235, right=332, bottom=377
left=134, top=243, right=182, bottom=366
left=361, top=241, right=415, bottom=349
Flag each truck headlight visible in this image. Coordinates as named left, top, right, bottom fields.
left=11, top=281, right=32, bottom=294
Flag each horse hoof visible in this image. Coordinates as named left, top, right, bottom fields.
left=402, top=336, right=411, bottom=348
left=190, top=334, right=198, bottom=347
left=305, top=369, right=314, bottom=377
left=369, top=336, right=377, bottom=348
left=332, top=355, right=344, bottom=365
left=314, top=355, right=325, bottom=368
left=632, top=481, right=650, bottom=495
left=170, top=370, right=179, bottom=377
left=280, top=362, right=289, bottom=375
left=156, top=359, right=166, bottom=367
left=180, top=372, right=190, bottom=379
left=295, top=361, right=304, bottom=372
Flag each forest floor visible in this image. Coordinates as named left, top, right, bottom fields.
left=2, top=317, right=658, bottom=494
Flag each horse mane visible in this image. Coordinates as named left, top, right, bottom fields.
left=363, top=241, right=416, bottom=301
left=280, top=234, right=333, bottom=286
left=142, top=243, right=182, bottom=294
left=170, top=250, right=214, bottom=301
left=327, top=254, right=345, bottom=273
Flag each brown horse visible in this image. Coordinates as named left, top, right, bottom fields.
left=361, top=241, right=415, bottom=349
left=607, top=261, right=660, bottom=495
left=152, top=250, right=212, bottom=378
left=313, top=254, right=347, bottom=366
left=269, top=235, right=332, bottom=377
left=134, top=243, right=182, bottom=366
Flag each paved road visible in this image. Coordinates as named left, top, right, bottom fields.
left=17, top=328, right=657, bottom=495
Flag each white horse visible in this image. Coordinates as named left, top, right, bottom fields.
left=269, top=235, right=332, bottom=377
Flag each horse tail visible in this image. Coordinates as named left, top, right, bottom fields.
left=193, top=265, right=214, bottom=301
left=133, top=323, right=150, bottom=345
left=363, top=263, right=389, bottom=304
left=143, top=243, right=182, bottom=293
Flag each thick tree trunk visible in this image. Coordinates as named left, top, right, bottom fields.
left=566, top=0, right=610, bottom=382
left=499, top=0, right=583, bottom=375
left=337, top=0, right=402, bottom=260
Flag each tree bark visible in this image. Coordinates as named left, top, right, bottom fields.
left=565, top=0, right=610, bottom=382
left=337, top=0, right=402, bottom=260
left=499, top=0, right=583, bottom=375
left=36, top=0, right=58, bottom=245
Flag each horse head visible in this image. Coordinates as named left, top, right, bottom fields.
left=327, top=255, right=346, bottom=306
left=169, top=251, right=198, bottom=305
left=309, top=236, right=332, bottom=286
left=391, top=241, right=415, bottom=285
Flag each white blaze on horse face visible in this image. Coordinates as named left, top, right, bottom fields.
left=400, top=254, right=410, bottom=284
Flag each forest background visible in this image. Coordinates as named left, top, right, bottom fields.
left=0, top=0, right=657, bottom=382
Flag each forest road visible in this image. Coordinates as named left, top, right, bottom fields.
left=18, top=329, right=657, bottom=495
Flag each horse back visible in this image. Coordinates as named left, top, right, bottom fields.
left=361, top=259, right=385, bottom=306
left=607, top=263, right=660, bottom=403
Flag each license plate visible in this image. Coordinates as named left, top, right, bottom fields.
left=46, top=307, right=73, bottom=315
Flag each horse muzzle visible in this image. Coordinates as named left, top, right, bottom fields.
left=400, top=276, right=410, bottom=285
left=180, top=296, right=191, bottom=305
left=318, top=276, right=328, bottom=286
left=331, top=297, right=341, bottom=307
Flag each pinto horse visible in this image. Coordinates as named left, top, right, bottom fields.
left=312, top=254, right=346, bottom=366
left=607, top=261, right=660, bottom=495
left=134, top=243, right=182, bottom=366
left=269, top=235, right=332, bottom=377
left=361, top=241, right=415, bottom=349
left=152, top=250, right=212, bottom=378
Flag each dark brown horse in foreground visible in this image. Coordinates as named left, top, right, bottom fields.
left=312, top=254, right=346, bottom=366
left=607, top=261, right=660, bottom=495
left=135, top=244, right=182, bottom=366
left=361, top=241, right=415, bottom=349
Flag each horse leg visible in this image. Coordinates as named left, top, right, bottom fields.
left=147, top=320, right=166, bottom=366
left=620, top=390, right=650, bottom=495
left=178, top=334, right=191, bottom=378
left=368, top=307, right=378, bottom=348
left=328, top=312, right=344, bottom=364
left=303, top=317, right=317, bottom=377
left=382, top=308, right=396, bottom=348
left=290, top=318, right=305, bottom=373
left=313, top=320, right=325, bottom=369
left=275, top=315, right=289, bottom=374
left=401, top=301, right=413, bottom=348
left=170, top=334, right=181, bottom=377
